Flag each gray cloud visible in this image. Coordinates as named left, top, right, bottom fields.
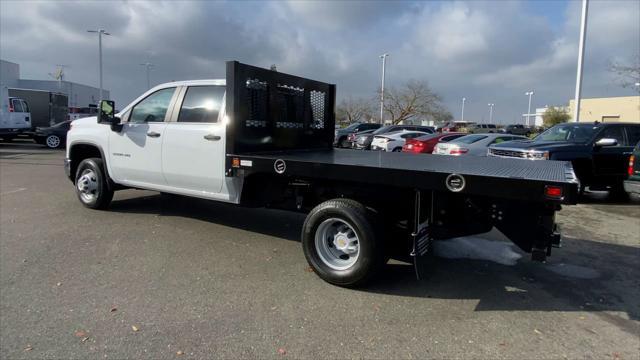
left=1, top=0, right=638, bottom=124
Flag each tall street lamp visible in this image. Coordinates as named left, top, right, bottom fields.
left=379, top=53, right=389, bottom=125
left=87, top=29, right=110, bottom=101
left=461, top=97, right=466, bottom=122
left=139, top=62, right=155, bottom=90
left=573, top=0, right=589, bottom=122
left=525, top=91, right=534, bottom=126
left=487, top=103, right=495, bottom=124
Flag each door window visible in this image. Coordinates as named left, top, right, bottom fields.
left=624, top=126, right=640, bottom=146
left=597, top=126, right=625, bottom=146
left=21, top=100, right=29, bottom=113
left=129, top=87, right=176, bottom=123
left=11, top=99, right=23, bottom=112
left=178, top=86, right=225, bottom=123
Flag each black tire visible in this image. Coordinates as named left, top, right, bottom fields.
left=392, top=147, right=402, bottom=152
left=74, top=158, right=114, bottom=209
left=609, top=182, right=630, bottom=202
left=338, top=137, right=350, bottom=148
left=302, top=199, right=385, bottom=287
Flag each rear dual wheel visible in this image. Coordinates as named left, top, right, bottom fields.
left=302, top=199, right=385, bottom=287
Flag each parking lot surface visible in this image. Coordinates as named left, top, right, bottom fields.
left=1, top=143, right=639, bottom=359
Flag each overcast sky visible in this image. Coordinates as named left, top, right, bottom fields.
left=1, top=0, right=638, bottom=123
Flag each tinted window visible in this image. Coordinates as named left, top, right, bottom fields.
left=597, top=126, right=625, bottom=146
left=130, top=88, right=175, bottom=123
left=21, top=100, right=29, bottom=112
left=178, top=86, right=225, bottom=123
left=536, top=124, right=597, bottom=142
left=492, top=136, right=515, bottom=144
left=624, top=125, right=640, bottom=146
left=11, top=99, right=23, bottom=112
left=441, top=134, right=465, bottom=142
left=488, top=124, right=496, bottom=128
left=456, top=135, right=487, bottom=144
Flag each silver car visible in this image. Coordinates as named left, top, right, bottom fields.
left=433, top=133, right=527, bottom=156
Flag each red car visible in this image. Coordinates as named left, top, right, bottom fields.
left=402, top=132, right=466, bottom=154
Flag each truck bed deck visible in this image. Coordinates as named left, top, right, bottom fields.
left=229, top=149, right=579, bottom=204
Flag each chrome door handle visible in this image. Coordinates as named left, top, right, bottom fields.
left=146, top=131, right=161, bottom=138
left=204, top=134, right=221, bottom=141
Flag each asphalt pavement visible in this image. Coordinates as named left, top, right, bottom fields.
left=1, top=142, right=639, bottom=359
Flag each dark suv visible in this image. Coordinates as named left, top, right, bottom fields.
left=502, top=124, right=532, bottom=136
left=354, top=124, right=435, bottom=150
left=334, top=123, right=381, bottom=148
left=488, top=122, right=640, bottom=197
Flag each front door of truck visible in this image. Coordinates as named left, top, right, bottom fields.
left=162, top=85, right=226, bottom=195
left=108, top=87, right=177, bottom=187
left=592, top=125, right=629, bottom=179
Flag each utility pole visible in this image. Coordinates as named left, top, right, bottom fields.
left=487, top=103, right=495, bottom=124
left=139, top=62, right=154, bottom=90
left=379, top=53, right=389, bottom=125
left=461, top=97, right=466, bottom=122
left=525, top=91, right=534, bottom=126
left=87, top=29, right=110, bottom=101
left=573, top=0, right=588, bottom=122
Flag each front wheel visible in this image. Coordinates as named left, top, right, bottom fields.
left=302, top=199, right=384, bottom=287
left=75, top=158, right=114, bottom=209
left=45, top=134, right=62, bottom=148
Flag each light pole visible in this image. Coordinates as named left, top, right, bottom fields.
left=572, top=0, right=588, bottom=122
left=379, top=53, right=389, bottom=125
left=525, top=91, right=534, bottom=126
left=139, top=62, right=154, bottom=90
left=461, top=97, right=466, bottom=122
left=487, top=103, right=494, bottom=124
left=87, top=29, right=110, bottom=101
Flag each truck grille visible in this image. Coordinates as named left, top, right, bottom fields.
left=488, top=148, right=528, bottom=158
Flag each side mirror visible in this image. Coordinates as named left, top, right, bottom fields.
left=98, top=100, right=121, bottom=131
left=594, top=138, right=617, bottom=147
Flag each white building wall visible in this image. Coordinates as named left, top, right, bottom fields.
left=16, top=79, right=109, bottom=107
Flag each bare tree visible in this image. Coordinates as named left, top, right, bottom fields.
left=609, top=56, right=640, bottom=93
left=381, top=80, right=452, bottom=125
left=336, top=97, right=375, bottom=126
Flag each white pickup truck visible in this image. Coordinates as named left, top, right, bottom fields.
left=65, top=61, right=577, bottom=287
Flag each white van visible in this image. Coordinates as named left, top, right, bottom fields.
left=1, top=86, right=32, bottom=140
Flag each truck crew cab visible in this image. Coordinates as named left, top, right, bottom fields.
left=66, top=62, right=578, bottom=287
left=488, top=122, right=640, bottom=198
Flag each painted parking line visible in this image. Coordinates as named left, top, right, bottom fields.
left=0, top=188, right=27, bottom=195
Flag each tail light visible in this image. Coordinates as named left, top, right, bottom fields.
left=449, top=147, right=468, bottom=155
left=544, top=185, right=563, bottom=200
left=629, top=155, right=636, bottom=176
left=8, top=104, right=14, bottom=112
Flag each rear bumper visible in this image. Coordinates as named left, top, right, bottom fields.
left=624, top=180, right=640, bottom=195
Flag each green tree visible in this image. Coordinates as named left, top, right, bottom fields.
left=542, top=107, right=571, bottom=127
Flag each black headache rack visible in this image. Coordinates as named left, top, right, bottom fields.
left=224, top=61, right=578, bottom=276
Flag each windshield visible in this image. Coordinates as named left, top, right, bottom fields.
left=372, top=125, right=393, bottom=135
left=535, top=124, right=598, bottom=142
left=454, top=135, right=487, bottom=144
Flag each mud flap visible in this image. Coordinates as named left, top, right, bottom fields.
left=409, top=190, right=432, bottom=279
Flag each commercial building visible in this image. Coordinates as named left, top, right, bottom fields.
left=569, top=96, right=639, bottom=123
left=1, top=59, right=109, bottom=108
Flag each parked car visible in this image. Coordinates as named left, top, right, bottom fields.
left=33, top=120, right=71, bottom=148
left=370, top=130, right=429, bottom=152
left=0, top=94, right=32, bottom=141
left=434, top=133, right=526, bottom=156
left=624, top=141, right=640, bottom=196
left=354, top=124, right=435, bottom=150
left=402, top=132, right=466, bottom=154
left=468, top=124, right=498, bottom=134
left=488, top=122, right=640, bottom=197
left=440, top=121, right=474, bottom=133
left=334, top=122, right=381, bottom=148
left=346, top=129, right=375, bottom=148
left=502, top=124, right=532, bottom=136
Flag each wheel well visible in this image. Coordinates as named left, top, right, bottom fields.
left=69, top=144, right=103, bottom=182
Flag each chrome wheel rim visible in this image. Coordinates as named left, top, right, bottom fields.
left=77, top=169, right=98, bottom=203
left=315, top=218, right=360, bottom=270
left=46, top=135, right=60, bottom=148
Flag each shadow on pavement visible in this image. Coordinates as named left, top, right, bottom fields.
left=109, top=193, right=640, bottom=325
